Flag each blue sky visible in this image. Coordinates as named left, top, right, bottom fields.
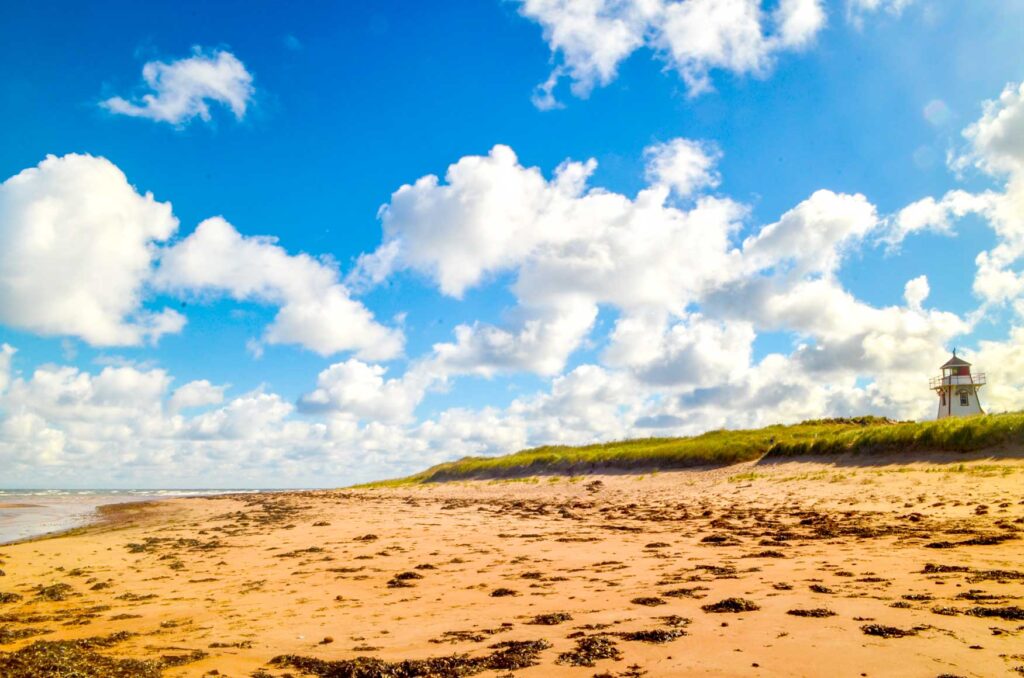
left=1, top=0, right=1023, bottom=488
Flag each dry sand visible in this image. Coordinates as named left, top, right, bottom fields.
left=0, top=454, right=1022, bottom=677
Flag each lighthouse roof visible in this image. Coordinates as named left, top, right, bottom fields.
left=941, top=354, right=971, bottom=368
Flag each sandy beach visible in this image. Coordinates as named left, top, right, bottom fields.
left=0, top=454, right=1022, bottom=677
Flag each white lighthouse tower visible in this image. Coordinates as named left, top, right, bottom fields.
left=930, top=352, right=985, bottom=419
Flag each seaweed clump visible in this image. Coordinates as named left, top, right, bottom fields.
left=860, top=624, right=918, bottom=638
left=616, top=628, right=685, bottom=643
left=34, top=584, right=74, bottom=602
left=556, top=635, right=622, bottom=667
left=701, top=598, right=760, bottom=613
left=964, top=606, right=1024, bottom=621
left=0, top=626, right=52, bottom=644
left=787, top=608, right=836, bottom=618
left=0, top=632, right=163, bottom=677
left=269, top=639, right=551, bottom=676
left=526, top=612, right=572, bottom=625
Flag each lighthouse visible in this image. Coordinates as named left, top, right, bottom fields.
left=930, top=352, right=985, bottom=419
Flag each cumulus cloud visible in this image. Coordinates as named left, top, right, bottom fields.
left=156, top=217, right=403, bottom=360
left=0, top=344, right=13, bottom=394
left=518, top=0, right=825, bottom=106
left=644, top=138, right=721, bottom=198
left=297, top=359, right=439, bottom=423
left=741, top=189, right=878, bottom=276
left=886, top=190, right=996, bottom=247
left=960, top=80, right=1024, bottom=177
left=605, top=312, right=755, bottom=387
left=433, top=301, right=598, bottom=377
left=169, top=380, right=227, bottom=412
left=904, top=275, right=930, bottom=310
left=953, top=80, right=1024, bottom=308
left=846, top=0, right=916, bottom=25
left=102, top=48, right=254, bottom=126
left=0, top=154, right=185, bottom=346
left=356, top=141, right=747, bottom=375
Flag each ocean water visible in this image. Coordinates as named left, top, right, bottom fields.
left=0, top=489, right=251, bottom=544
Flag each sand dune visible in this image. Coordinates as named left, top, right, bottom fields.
left=0, top=455, right=1022, bottom=677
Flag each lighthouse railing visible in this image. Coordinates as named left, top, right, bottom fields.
left=929, top=373, right=985, bottom=389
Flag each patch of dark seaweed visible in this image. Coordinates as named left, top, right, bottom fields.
left=964, top=606, right=1024, bottom=621
left=34, top=584, right=74, bottom=601
left=0, top=631, right=199, bottom=678
left=490, top=588, right=518, bottom=598
left=860, top=624, right=918, bottom=638
left=701, top=598, right=760, bottom=613
left=556, top=636, right=622, bottom=667
left=0, top=626, right=52, bottom=644
left=662, top=587, right=707, bottom=599
left=615, top=628, right=685, bottom=643
left=787, top=608, right=835, bottom=617
left=526, top=612, right=572, bottom=625
left=269, top=638, right=550, bottom=676
left=743, top=550, right=786, bottom=559
left=630, top=597, right=665, bottom=607
left=921, top=564, right=969, bottom=574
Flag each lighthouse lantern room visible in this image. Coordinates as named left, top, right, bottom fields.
left=929, top=352, right=985, bottom=419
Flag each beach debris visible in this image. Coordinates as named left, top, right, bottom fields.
left=269, top=638, right=550, bottom=676
left=662, top=586, right=707, bottom=598
left=0, top=626, right=53, bottom=644
left=701, top=598, right=760, bottom=613
left=964, top=606, right=1024, bottom=621
left=526, top=612, right=572, bottom=625
left=615, top=628, right=685, bottom=643
left=787, top=608, right=836, bottom=618
left=34, top=584, right=74, bottom=602
left=860, top=624, right=918, bottom=638
left=630, top=597, right=665, bottom=607
left=556, top=635, right=622, bottom=666
left=0, top=630, right=205, bottom=677
left=387, top=572, right=424, bottom=588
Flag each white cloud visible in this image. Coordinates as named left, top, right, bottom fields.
left=156, top=217, right=403, bottom=360
left=186, top=391, right=293, bottom=440
left=433, top=301, right=598, bottom=377
left=102, top=48, right=254, bottom=126
left=952, top=80, right=1024, bottom=308
left=846, top=0, right=916, bottom=28
left=886, top=190, right=996, bottom=247
left=0, top=344, right=13, bottom=394
left=605, top=312, right=755, bottom=387
left=358, top=142, right=747, bottom=376
left=961, top=80, right=1024, bottom=177
left=741, top=189, right=878, bottom=276
left=0, top=154, right=185, bottom=346
left=643, top=138, right=721, bottom=198
left=298, top=359, right=439, bottom=423
left=974, top=326, right=1024, bottom=412
left=169, top=380, right=227, bottom=412
left=517, top=0, right=825, bottom=106
left=904, top=274, right=930, bottom=310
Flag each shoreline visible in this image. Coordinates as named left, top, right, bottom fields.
left=0, top=490, right=265, bottom=546
left=0, top=455, right=1021, bottom=676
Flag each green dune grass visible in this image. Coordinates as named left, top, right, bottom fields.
left=359, top=412, right=1024, bottom=486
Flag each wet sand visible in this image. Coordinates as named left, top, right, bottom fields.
left=0, top=454, right=1022, bottom=677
